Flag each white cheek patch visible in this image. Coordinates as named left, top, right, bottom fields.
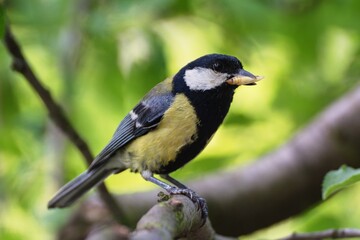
left=184, top=67, right=229, bottom=91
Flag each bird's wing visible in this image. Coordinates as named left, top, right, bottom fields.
left=89, top=80, right=174, bottom=170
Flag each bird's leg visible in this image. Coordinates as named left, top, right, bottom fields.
left=141, top=170, right=208, bottom=220
left=160, top=174, right=188, bottom=189
left=141, top=170, right=174, bottom=192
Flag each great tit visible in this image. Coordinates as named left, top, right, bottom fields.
left=48, top=53, right=262, bottom=218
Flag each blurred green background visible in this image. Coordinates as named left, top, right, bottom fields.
left=0, top=0, right=359, bottom=239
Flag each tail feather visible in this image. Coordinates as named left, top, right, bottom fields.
left=48, top=167, right=121, bottom=208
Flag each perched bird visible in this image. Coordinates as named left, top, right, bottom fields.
left=48, top=53, right=262, bottom=218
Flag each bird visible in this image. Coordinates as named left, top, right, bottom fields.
left=48, top=53, right=263, bottom=219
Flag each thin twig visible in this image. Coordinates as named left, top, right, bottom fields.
left=2, top=23, right=126, bottom=224
left=279, top=228, right=360, bottom=240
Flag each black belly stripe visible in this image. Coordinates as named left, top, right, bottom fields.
left=157, top=85, right=235, bottom=174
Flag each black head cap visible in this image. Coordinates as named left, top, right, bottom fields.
left=184, top=54, right=243, bottom=75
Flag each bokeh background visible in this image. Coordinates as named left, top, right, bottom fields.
left=1, top=0, right=360, bottom=239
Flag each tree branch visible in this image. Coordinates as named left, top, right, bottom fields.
left=279, top=228, right=360, bottom=240
left=131, top=195, right=214, bottom=240
left=2, top=23, right=125, bottom=224
left=80, top=195, right=236, bottom=240
left=59, top=84, right=360, bottom=238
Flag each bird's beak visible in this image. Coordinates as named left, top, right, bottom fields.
left=226, top=69, right=264, bottom=86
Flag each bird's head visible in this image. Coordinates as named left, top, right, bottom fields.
left=173, top=54, right=263, bottom=93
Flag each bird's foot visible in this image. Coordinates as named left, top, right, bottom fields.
left=157, top=191, right=171, bottom=202
left=167, top=187, right=208, bottom=221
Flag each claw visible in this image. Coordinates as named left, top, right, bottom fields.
left=142, top=173, right=208, bottom=224
left=167, top=187, right=208, bottom=222
left=157, top=191, right=171, bottom=202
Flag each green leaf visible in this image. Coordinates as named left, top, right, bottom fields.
left=322, top=165, right=360, bottom=200
left=0, top=2, right=5, bottom=39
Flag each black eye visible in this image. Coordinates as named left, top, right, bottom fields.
left=212, top=62, right=223, bottom=72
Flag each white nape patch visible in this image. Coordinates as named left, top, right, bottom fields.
left=184, top=67, right=229, bottom=91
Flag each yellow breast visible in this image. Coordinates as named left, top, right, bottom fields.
left=122, top=93, right=199, bottom=172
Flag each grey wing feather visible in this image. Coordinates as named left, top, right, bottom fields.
left=89, top=91, right=174, bottom=170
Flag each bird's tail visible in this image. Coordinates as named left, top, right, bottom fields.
left=48, top=166, right=124, bottom=209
